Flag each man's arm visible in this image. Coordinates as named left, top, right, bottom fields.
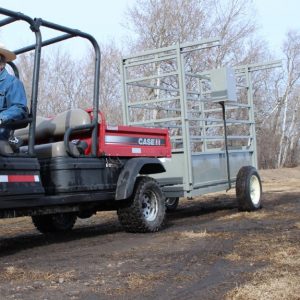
left=0, top=77, right=28, bottom=123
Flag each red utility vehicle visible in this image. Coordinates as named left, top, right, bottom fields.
left=0, top=8, right=171, bottom=233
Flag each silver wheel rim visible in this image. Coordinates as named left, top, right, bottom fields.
left=142, top=191, right=158, bottom=222
left=250, top=175, right=260, bottom=205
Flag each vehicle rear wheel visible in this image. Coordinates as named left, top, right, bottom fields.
left=32, top=213, right=77, bottom=234
left=165, top=197, right=179, bottom=212
left=117, top=176, right=166, bottom=233
left=236, top=166, right=262, bottom=211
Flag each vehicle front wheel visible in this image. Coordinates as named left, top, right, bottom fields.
left=236, top=166, right=262, bottom=211
left=117, top=176, right=166, bottom=233
left=32, top=213, right=77, bottom=234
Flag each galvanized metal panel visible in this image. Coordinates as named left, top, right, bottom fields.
left=191, top=151, right=252, bottom=188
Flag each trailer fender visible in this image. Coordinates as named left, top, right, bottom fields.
left=115, top=158, right=165, bottom=200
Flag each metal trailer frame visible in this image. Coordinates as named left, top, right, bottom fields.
left=121, top=40, right=281, bottom=198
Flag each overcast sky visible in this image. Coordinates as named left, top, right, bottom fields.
left=0, top=0, right=299, bottom=57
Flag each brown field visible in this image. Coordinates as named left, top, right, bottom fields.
left=0, top=167, right=299, bottom=299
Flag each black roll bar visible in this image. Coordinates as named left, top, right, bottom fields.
left=0, top=7, right=101, bottom=157
left=15, top=33, right=75, bottom=55
left=7, top=61, right=19, bottom=78
left=35, top=18, right=101, bottom=157
left=0, top=7, right=42, bottom=156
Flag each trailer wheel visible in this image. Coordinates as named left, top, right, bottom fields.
left=165, top=197, right=179, bottom=212
left=117, top=176, right=165, bottom=233
left=32, top=213, right=77, bottom=234
left=236, top=166, right=262, bottom=211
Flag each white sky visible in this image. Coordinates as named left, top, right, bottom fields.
left=0, top=0, right=299, bottom=57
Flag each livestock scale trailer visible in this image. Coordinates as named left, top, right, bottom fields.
left=121, top=40, right=281, bottom=211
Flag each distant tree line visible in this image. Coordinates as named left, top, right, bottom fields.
left=9, top=0, right=300, bottom=169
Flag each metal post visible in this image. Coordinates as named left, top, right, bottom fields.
left=177, top=44, right=193, bottom=191
left=245, top=67, right=258, bottom=168
left=121, top=59, right=129, bottom=124
left=28, top=28, right=42, bottom=156
left=220, top=102, right=231, bottom=190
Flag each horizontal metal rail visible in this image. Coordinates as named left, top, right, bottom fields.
left=127, top=82, right=180, bottom=93
left=190, top=135, right=252, bottom=140
left=127, top=97, right=180, bottom=107
left=15, top=33, right=75, bottom=55
left=170, top=136, right=183, bottom=140
left=129, top=116, right=182, bottom=126
left=126, top=71, right=178, bottom=84
left=123, top=38, right=220, bottom=61
left=235, top=60, right=282, bottom=73
left=123, top=54, right=177, bottom=68
left=129, top=104, right=182, bottom=112
left=0, top=16, right=18, bottom=27
left=191, top=149, right=254, bottom=155
left=203, top=105, right=251, bottom=113
left=188, top=117, right=253, bottom=124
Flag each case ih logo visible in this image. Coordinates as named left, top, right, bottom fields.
left=138, top=138, right=161, bottom=146
left=105, top=136, right=165, bottom=146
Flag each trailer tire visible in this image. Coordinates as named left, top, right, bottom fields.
left=32, top=213, right=77, bottom=234
left=117, top=176, right=165, bottom=233
left=165, top=197, right=179, bottom=212
left=236, top=166, right=262, bottom=211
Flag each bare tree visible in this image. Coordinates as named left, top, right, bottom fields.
left=125, top=0, right=265, bottom=67
left=125, top=0, right=209, bottom=50
left=276, top=30, right=300, bottom=167
left=84, top=42, right=123, bottom=125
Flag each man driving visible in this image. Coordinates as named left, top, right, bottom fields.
left=0, top=44, right=28, bottom=140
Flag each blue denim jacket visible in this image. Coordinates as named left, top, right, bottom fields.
left=0, top=68, right=28, bottom=140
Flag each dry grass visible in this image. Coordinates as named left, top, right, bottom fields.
left=217, top=211, right=268, bottom=221
left=0, top=266, right=75, bottom=283
left=227, top=268, right=300, bottom=300
left=226, top=231, right=300, bottom=300
left=99, top=271, right=168, bottom=296
left=170, top=229, right=232, bottom=240
left=177, top=230, right=209, bottom=239
left=271, top=247, right=300, bottom=267
left=126, top=271, right=167, bottom=290
left=225, top=253, right=242, bottom=262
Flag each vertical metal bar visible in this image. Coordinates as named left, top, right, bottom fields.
left=220, top=102, right=231, bottom=190
left=121, top=59, right=129, bottom=125
left=198, top=78, right=207, bottom=151
left=28, top=29, right=42, bottom=156
left=91, top=40, right=100, bottom=157
left=177, top=44, right=193, bottom=192
left=245, top=67, right=258, bottom=168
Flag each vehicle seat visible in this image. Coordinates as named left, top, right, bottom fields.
left=17, top=109, right=91, bottom=158
left=15, top=109, right=91, bottom=144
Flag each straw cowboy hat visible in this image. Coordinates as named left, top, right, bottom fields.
left=0, top=43, right=16, bottom=62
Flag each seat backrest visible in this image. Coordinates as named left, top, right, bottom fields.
left=0, top=140, right=14, bottom=155
left=15, top=109, right=91, bottom=143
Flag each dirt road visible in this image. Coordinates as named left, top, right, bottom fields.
left=0, top=168, right=299, bottom=299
